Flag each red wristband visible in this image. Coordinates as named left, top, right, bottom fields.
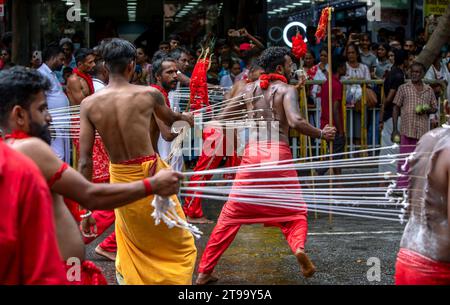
left=143, top=179, right=153, bottom=196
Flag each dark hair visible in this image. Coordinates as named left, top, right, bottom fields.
left=257, top=47, right=291, bottom=73
left=169, top=47, right=190, bottom=60
left=101, top=38, right=137, bottom=74
left=152, top=55, right=177, bottom=78
left=377, top=43, right=390, bottom=58
left=332, top=56, right=346, bottom=73
left=361, top=33, right=371, bottom=42
left=63, top=66, right=73, bottom=75
left=241, top=47, right=263, bottom=66
left=42, top=43, right=64, bottom=62
left=60, top=40, right=74, bottom=52
left=74, top=48, right=95, bottom=64
left=346, top=43, right=361, bottom=63
left=392, top=49, right=408, bottom=66
left=0, top=66, right=50, bottom=125
left=306, top=50, right=316, bottom=60
left=411, top=61, right=426, bottom=73
left=159, top=40, right=170, bottom=46
left=152, top=50, right=168, bottom=63
left=169, top=34, right=181, bottom=42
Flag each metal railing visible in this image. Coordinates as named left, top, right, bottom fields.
left=290, top=79, right=448, bottom=159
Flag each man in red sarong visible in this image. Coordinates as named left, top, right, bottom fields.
left=394, top=101, right=450, bottom=285
left=196, top=47, right=336, bottom=284
left=0, top=66, right=184, bottom=285
left=0, top=141, right=66, bottom=285
left=183, top=65, right=265, bottom=224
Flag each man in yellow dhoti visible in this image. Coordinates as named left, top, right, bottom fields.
left=78, top=39, right=196, bottom=284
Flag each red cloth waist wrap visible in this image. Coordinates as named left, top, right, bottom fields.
left=220, top=141, right=307, bottom=226
left=395, top=248, right=450, bottom=285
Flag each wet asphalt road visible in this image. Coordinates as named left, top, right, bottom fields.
left=86, top=199, right=404, bottom=285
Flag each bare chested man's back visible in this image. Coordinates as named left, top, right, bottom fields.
left=78, top=38, right=196, bottom=285
left=196, top=47, right=336, bottom=285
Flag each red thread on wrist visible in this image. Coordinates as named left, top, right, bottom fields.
left=143, top=179, right=153, bottom=196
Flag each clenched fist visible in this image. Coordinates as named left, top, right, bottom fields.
left=148, top=169, right=184, bottom=197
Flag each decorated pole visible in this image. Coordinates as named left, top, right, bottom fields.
left=316, top=6, right=334, bottom=224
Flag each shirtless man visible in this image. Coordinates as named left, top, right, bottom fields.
left=0, top=66, right=184, bottom=283
left=182, top=64, right=265, bottom=224
left=395, top=100, right=450, bottom=285
left=196, top=47, right=336, bottom=285
left=66, top=48, right=96, bottom=106
left=78, top=38, right=196, bottom=285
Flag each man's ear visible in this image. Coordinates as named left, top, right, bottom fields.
left=444, top=99, right=450, bottom=117
left=10, top=105, right=28, bottom=128
left=275, top=64, right=284, bottom=75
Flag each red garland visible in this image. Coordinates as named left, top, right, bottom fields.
left=315, top=7, right=330, bottom=43
left=4, top=130, right=30, bottom=140
left=73, top=68, right=94, bottom=95
left=291, top=33, right=307, bottom=60
left=259, top=73, right=288, bottom=90
left=190, top=58, right=210, bottom=112
left=150, top=84, right=171, bottom=108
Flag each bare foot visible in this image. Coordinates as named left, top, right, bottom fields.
left=95, top=245, right=116, bottom=261
left=187, top=216, right=214, bottom=224
left=196, top=273, right=219, bottom=285
left=295, top=249, right=316, bottom=278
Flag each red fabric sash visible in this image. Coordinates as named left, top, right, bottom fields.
left=150, top=84, right=171, bottom=108
left=48, top=162, right=69, bottom=188
left=4, top=130, right=30, bottom=141
left=73, top=68, right=94, bottom=95
left=259, top=73, right=288, bottom=90
left=395, top=248, right=450, bottom=285
left=118, top=154, right=157, bottom=165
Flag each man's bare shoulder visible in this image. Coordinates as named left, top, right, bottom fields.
left=14, top=137, right=53, bottom=156
left=67, top=74, right=79, bottom=84
left=145, top=86, right=167, bottom=106
left=12, top=138, right=60, bottom=173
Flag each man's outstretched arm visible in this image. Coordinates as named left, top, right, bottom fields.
left=283, top=86, right=335, bottom=140
left=150, top=88, right=194, bottom=127
left=18, top=137, right=184, bottom=210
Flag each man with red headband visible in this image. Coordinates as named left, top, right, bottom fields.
left=0, top=66, right=184, bottom=285
left=196, top=47, right=336, bottom=285
left=394, top=100, right=450, bottom=285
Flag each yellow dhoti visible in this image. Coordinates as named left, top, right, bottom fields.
left=110, top=155, right=197, bottom=285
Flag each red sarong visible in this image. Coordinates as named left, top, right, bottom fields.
left=73, top=135, right=110, bottom=183
left=183, top=127, right=241, bottom=218
left=198, top=141, right=308, bottom=274
left=395, top=248, right=450, bottom=285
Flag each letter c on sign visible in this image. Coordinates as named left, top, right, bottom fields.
left=283, top=22, right=308, bottom=48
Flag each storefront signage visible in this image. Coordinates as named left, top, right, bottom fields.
left=424, top=0, right=450, bottom=17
